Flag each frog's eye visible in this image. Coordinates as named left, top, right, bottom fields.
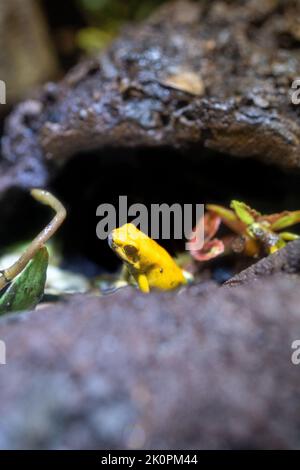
left=123, top=244, right=138, bottom=261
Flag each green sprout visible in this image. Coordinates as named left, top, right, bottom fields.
left=0, top=189, right=66, bottom=314
left=189, top=200, right=300, bottom=261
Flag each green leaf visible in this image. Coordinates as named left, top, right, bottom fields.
left=279, top=232, right=300, bottom=241
left=206, top=204, right=237, bottom=222
left=0, top=247, right=48, bottom=315
left=270, top=211, right=300, bottom=231
left=230, top=200, right=260, bottom=225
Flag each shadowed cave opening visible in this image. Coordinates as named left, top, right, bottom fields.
left=1, top=145, right=300, bottom=280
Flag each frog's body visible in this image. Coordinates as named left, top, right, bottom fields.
left=108, top=223, right=190, bottom=293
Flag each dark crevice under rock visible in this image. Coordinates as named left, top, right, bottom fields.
left=1, top=148, right=300, bottom=274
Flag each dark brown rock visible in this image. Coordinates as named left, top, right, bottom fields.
left=0, top=278, right=300, bottom=449
left=226, top=239, right=300, bottom=286
left=1, top=0, right=300, bottom=199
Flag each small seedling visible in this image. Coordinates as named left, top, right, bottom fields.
left=189, top=200, right=300, bottom=261
left=0, top=189, right=66, bottom=313
left=0, top=247, right=49, bottom=315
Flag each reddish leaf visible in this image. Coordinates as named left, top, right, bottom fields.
left=191, top=238, right=225, bottom=261
left=206, top=204, right=246, bottom=235
left=187, top=212, right=220, bottom=251
left=203, top=212, right=221, bottom=241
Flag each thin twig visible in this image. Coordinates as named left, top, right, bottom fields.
left=0, top=189, right=66, bottom=291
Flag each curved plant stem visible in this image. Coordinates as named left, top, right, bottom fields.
left=0, top=189, right=66, bottom=291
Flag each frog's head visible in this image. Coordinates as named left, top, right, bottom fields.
left=108, top=223, right=145, bottom=265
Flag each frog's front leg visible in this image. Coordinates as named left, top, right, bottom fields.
left=112, top=267, right=149, bottom=293
left=123, top=266, right=149, bottom=293
left=136, top=273, right=150, bottom=293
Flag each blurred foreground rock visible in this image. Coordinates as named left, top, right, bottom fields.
left=0, top=277, right=300, bottom=449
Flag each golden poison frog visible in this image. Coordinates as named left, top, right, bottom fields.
left=108, top=223, right=191, bottom=293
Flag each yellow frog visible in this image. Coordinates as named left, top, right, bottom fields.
left=108, top=223, right=190, bottom=293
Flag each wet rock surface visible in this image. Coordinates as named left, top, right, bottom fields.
left=0, top=277, right=300, bottom=449
left=1, top=0, right=300, bottom=199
